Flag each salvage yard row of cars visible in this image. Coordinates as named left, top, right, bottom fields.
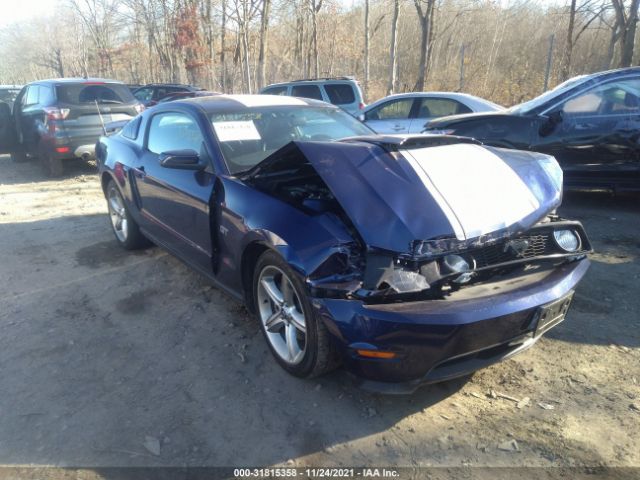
left=3, top=67, right=637, bottom=392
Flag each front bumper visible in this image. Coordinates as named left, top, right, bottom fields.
left=313, top=259, right=589, bottom=393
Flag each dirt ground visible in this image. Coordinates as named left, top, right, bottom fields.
left=0, top=154, right=638, bottom=475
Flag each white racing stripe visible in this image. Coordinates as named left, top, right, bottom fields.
left=225, top=94, right=307, bottom=107
left=401, top=143, right=540, bottom=240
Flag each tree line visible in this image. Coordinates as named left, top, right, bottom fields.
left=0, top=0, right=637, bottom=106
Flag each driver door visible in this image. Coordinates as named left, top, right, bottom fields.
left=534, top=76, right=640, bottom=188
left=134, top=111, right=216, bottom=272
left=0, top=100, right=16, bottom=154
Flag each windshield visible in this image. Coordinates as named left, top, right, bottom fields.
left=508, top=75, right=588, bottom=114
left=210, top=106, right=373, bottom=173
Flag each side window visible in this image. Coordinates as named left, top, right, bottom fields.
left=324, top=84, right=355, bottom=105
left=263, top=86, right=288, bottom=96
left=134, top=88, right=153, bottom=102
left=23, top=86, right=39, bottom=106
left=147, top=112, right=204, bottom=154
left=122, top=117, right=142, bottom=140
left=365, top=98, right=413, bottom=121
left=291, top=84, right=323, bottom=100
left=561, top=78, right=640, bottom=116
left=416, top=98, right=472, bottom=118
left=38, top=85, right=55, bottom=106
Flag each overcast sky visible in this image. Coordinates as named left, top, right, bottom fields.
left=0, top=0, right=563, bottom=28
left=0, top=0, right=56, bottom=26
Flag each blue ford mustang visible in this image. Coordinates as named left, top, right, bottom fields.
left=96, top=95, right=591, bottom=393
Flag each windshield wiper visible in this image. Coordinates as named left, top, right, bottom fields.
left=95, top=99, right=123, bottom=104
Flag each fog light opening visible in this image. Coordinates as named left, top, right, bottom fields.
left=553, top=229, right=580, bottom=252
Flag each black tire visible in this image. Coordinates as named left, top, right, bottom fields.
left=10, top=148, right=28, bottom=163
left=40, top=152, right=64, bottom=177
left=253, top=250, right=340, bottom=378
left=105, top=179, right=149, bottom=250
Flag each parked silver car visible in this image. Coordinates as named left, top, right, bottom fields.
left=360, top=92, right=503, bottom=134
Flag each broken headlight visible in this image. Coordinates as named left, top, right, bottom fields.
left=440, top=254, right=474, bottom=284
left=363, top=253, right=431, bottom=295
left=383, top=269, right=430, bottom=293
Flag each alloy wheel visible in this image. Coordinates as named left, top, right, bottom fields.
left=256, top=265, right=307, bottom=365
left=107, top=185, right=128, bottom=243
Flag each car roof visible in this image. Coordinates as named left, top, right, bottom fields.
left=137, top=83, right=201, bottom=89
left=169, top=94, right=332, bottom=112
left=582, top=66, right=640, bottom=79
left=264, top=77, right=358, bottom=88
left=29, top=78, right=125, bottom=85
left=363, top=91, right=502, bottom=111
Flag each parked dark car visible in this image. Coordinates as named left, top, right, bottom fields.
left=0, top=85, right=22, bottom=109
left=157, top=90, right=219, bottom=103
left=132, top=83, right=204, bottom=107
left=0, top=78, right=144, bottom=176
left=0, top=86, right=22, bottom=154
left=96, top=95, right=590, bottom=393
left=424, top=67, right=640, bottom=193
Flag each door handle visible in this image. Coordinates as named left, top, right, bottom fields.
left=133, top=165, right=145, bottom=177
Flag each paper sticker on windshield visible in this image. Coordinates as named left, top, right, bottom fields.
left=213, top=121, right=261, bottom=142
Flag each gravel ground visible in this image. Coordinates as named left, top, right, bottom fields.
left=0, top=155, right=638, bottom=475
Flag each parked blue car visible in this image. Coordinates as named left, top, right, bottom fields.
left=96, top=94, right=591, bottom=393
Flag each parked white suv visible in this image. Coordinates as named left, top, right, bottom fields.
left=260, top=77, right=366, bottom=116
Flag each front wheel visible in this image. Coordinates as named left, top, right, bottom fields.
left=253, top=250, right=340, bottom=378
left=106, top=180, right=149, bottom=250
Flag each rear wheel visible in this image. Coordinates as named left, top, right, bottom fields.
left=106, top=179, right=148, bottom=250
left=253, top=250, right=339, bottom=378
left=10, top=148, right=28, bottom=163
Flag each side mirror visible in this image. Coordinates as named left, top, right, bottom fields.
left=159, top=149, right=205, bottom=170
left=548, top=110, right=563, bottom=125
left=357, top=114, right=365, bottom=122
left=538, top=110, right=563, bottom=137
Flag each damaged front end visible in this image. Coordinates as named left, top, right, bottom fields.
left=241, top=135, right=591, bottom=304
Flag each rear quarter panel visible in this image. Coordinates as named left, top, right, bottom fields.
left=97, top=133, right=144, bottom=223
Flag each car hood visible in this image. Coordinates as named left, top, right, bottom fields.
left=425, top=111, right=516, bottom=129
left=248, top=138, right=563, bottom=256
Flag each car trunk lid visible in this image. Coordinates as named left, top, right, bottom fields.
left=55, top=83, right=138, bottom=140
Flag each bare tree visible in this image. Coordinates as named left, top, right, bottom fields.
left=612, top=0, right=640, bottom=67
left=258, top=0, right=272, bottom=88
left=363, top=0, right=370, bottom=99
left=560, top=0, right=607, bottom=80
left=414, top=0, right=435, bottom=90
left=220, top=0, right=228, bottom=91
left=309, top=0, right=323, bottom=78
left=387, top=0, right=399, bottom=95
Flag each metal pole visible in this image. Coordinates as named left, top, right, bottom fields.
left=543, top=34, right=555, bottom=92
